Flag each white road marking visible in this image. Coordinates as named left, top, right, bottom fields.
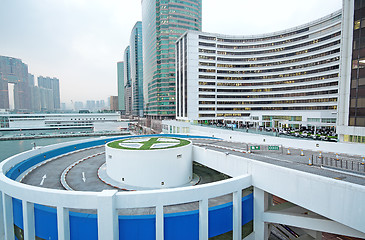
left=40, top=174, right=46, bottom=186
left=82, top=172, right=86, bottom=182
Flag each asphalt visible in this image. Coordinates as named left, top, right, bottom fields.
left=192, top=139, right=365, bottom=186
left=19, top=137, right=365, bottom=215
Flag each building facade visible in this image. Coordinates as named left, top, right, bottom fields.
left=176, top=11, right=341, bottom=129
left=37, top=76, right=60, bottom=110
left=124, top=46, right=132, bottom=115
left=142, top=0, right=202, bottom=118
left=0, top=56, right=30, bottom=110
left=130, top=22, right=144, bottom=117
left=110, top=96, right=119, bottom=111
left=117, top=61, right=125, bottom=113
left=337, top=0, right=365, bottom=143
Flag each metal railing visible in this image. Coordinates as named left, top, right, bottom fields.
left=313, top=155, right=365, bottom=173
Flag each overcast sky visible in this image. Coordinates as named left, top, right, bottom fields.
left=0, top=0, right=342, bottom=106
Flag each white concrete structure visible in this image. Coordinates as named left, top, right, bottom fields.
left=175, top=11, right=341, bottom=128
left=0, top=112, right=122, bottom=129
left=105, top=137, right=193, bottom=188
left=163, top=120, right=365, bottom=156
left=0, top=136, right=364, bottom=240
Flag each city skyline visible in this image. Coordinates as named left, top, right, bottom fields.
left=0, top=0, right=342, bottom=104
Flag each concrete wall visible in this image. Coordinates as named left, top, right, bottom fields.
left=105, top=140, right=193, bottom=188
left=193, top=145, right=365, bottom=234
left=163, top=121, right=365, bottom=156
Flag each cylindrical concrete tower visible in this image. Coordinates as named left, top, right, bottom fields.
left=105, top=137, right=193, bottom=188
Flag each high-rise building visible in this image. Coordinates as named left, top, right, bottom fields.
left=117, top=61, right=125, bottom=113
left=0, top=56, right=30, bottom=110
left=337, top=0, right=365, bottom=143
left=74, top=101, right=84, bottom=112
left=130, top=21, right=144, bottom=117
left=37, top=76, right=60, bottom=110
left=176, top=12, right=341, bottom=128
left=39, top=87, right=54, bottom=111
left=86, top=100, right=96, bottom=111
left=110, top=96, right=119, bottom=111
left=142, top=0, right=202, bottom=118
left=124, top=46, right=133, bottom=115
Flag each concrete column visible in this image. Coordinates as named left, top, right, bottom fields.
left=97, top=190, right=118, bottom=240
left=156, top=205, right=164, bottom=240
left=57, top=206, right=70, bottom=240
left=233, top=190, right=242, bottom=240
left=315, top=231, right=323, bottom=239
left=199, top=198, right=209, bottom=240
left=0, top=192, right=4, bottom=239
left=22, top=200, right=35, bottom=240
left=3, top=192, right=14, bottom=240
left=253, top=187, right=269, bottom=240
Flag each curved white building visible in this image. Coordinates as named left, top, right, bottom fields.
left=176, top=11, right=341, bottom=128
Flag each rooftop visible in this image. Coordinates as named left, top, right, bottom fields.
left=107, top=137, right=191, bottom=150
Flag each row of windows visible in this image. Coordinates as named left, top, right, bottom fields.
left=216, top=35, right=308, bottom=49
left=199, top=62, right=216, bottom=66
left=213, top=49, right=340, bottom=69
left=199, top=81, right=216, bottom=85
left=205, top=57, right=339, bottom=75
left=214, top=81, right=338, bottom=93
left=168, top=4, right=200, bottom=14
left=215, top=40, right=340, bottom=62
left=263, top=115, right=302, bottom=121
left=207, top=65, right=339, bottom=81
left=213, top=103, right=336, bottom=111
left=211, top=24, right=341, bottom=50
left=199, top=42, right=215, bottom=47
left=214, top=89, right=338, bottom=99
left=215, top=74, right=338, bottom=87
left=214, top=32, right=340, bottom=56
left=199, top=55, right=215, bottom=60
left=213, top=27, right=310, bottom=43
left=199, top=81, right=338, bottom=93
left=168, top=0, right=201, bottom=8
left=197, top=106, right=337, bottom=117
left=199, top=48, right=216, bottom=54
left=198, top=98, right=337, bottom=105
left=216, top=113, right=250, bottom=117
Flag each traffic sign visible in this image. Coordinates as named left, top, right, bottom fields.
left=268, top=146, right=280, bottom=150
left=250, top=146, right=260, bottom=150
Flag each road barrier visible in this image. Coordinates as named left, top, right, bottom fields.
left=314, top=155, right=365, bottom=173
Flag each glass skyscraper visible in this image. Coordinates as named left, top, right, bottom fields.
left=349, top=0, right=365, bottom=127
left=142, top=0, right=202, bottom=118
left=130, top=21, right=144, bottom=117
left=124, top=46, right=132, bottom=115
left=117, top=61, right=125, bottom=113
left=338, top=0, right=365, bottom=143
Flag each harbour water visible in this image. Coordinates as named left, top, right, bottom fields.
left=0, top=136, right=97, bottom=162
left=0, top=122, right=131, bottom=162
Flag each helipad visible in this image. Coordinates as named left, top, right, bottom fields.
left=107, top=136, right=190, bottom=150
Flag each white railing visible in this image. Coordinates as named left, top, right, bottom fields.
left=0, top=143, right=252, bottom=240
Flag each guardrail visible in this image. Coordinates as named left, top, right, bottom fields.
left=313, top=156, right=365, bottom=173
left=0, top=134, right=253, bottom=240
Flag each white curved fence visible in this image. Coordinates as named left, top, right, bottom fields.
left=0, top=139, right=252, bottom=240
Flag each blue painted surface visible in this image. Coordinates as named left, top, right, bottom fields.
left=6, top=134, right=219, bottom=181
left=8, top=134, right=254, bottom=240
left=12, top=194, right=253, bottom=240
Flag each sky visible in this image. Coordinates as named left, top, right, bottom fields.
left=0, top=0, right=342, bottom=107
